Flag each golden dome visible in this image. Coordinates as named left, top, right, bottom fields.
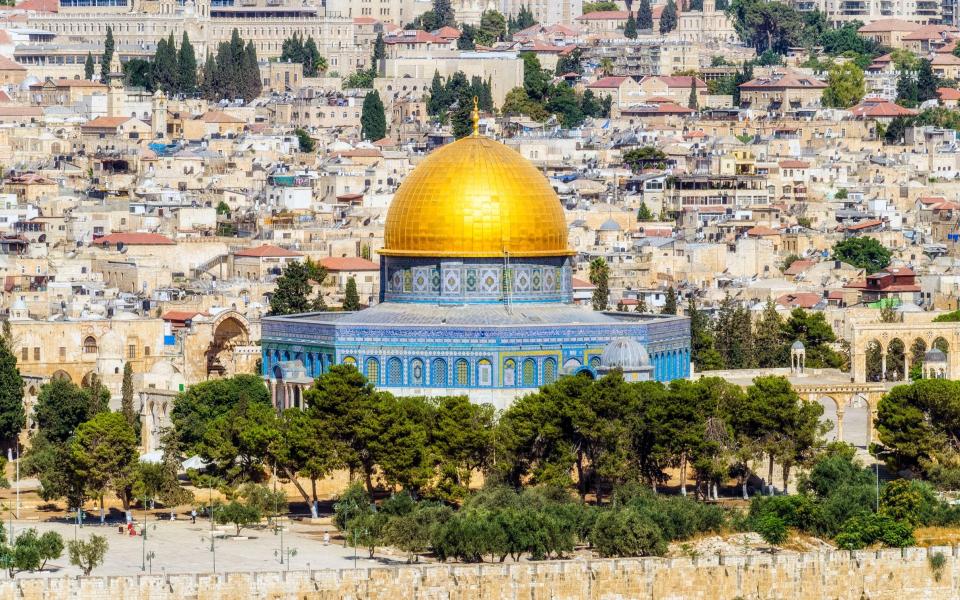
left=381, top=134, right=571, bottom=258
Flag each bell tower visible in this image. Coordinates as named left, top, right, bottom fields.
left=151, top=89, right=167, bottom=138
left=107, top=53, right=125, bottom=118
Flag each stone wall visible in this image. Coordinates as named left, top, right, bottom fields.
left=6, top=546, right=960, bottom=599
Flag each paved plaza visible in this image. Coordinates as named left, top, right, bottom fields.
left=1, top=515, right=387, bottom=577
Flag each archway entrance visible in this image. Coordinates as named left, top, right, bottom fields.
left=206, top=314, right=250, bottom=378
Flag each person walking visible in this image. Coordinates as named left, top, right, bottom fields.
left=190, top=509, right=197, bottom=524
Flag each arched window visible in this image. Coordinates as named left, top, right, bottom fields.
left=522, top=358, right=536, bottom=386
left=411, top=359, right=424, bottom=385
left=590, top=356, right=601, bottom=369
left=387, top=357, right=403, bottom=385
left=83, top=336, right=97, bottom=353
left=543, top=358, right=557, bottom=384
left=365, top=358, right=379, bottom=383
left=343, top=356, right=356, bottom=367
left=432, top=358, right=447, bottom=386
left=477, top=359, right=492, bottom=386
left=503, top=359, right=516, bottom=386
left=455, top=359, right=469, bottom=386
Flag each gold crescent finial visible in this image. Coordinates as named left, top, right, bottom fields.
left=471, top=95, right=480, bottom=136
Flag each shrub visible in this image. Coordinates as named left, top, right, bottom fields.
left=749, top=495, right=819, bottom=530
left=880, top=479, right=937, bottom=527
left=589, top=508, right=666, bottom=558
left=754, top=514, right=788, bottom=546
left=67, top=535, right=107, bottom=576
left=834, top=513, right=914, bottom=550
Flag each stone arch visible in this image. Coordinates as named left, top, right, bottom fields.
left=909, top=338, right=928, bottom=381
left=885, top=338, right=906, bottom=382
left=575, top=367, right=596, bottom=380
left=83, top=335, right=98, bottom=354
left=206, top=311, right=251, bottom=378
left=51, top=370, right=71, bottom=382
left=843, top=393, right=871, bottom=449
left=865, top=340, right=883, bottom=382
left=80, top=371, right=99, bottom=389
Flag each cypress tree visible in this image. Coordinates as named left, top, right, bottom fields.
left=215, top=41, right=237, bottom=100
left=624, top=11, right=638, bottom=38
left=242, top=40, right=261, bottom=101
left=361, top=89, right=386, bottom=141
left=427, top=70, right=446, bottom=115
left=343, top=277, right=361, bottom=311
left=304, top=36, right=321, bottom=77
left=589, top=258, right=609, bottom=311
left=372, top=32, right=385, bottom=67
left=121, top=362, right=136, bottom=431
left=84, top=52, right=95, bottom=81
left=101, top=26, right=115, bottom=83
left=659, top=0, right=678, bottom=34
left=662, top=287, right=678, bottom=314
left=688, top=78, right=698, bottom=109
left=177, top=32, right=198, bottom=95
left=637, top=0, right=653, bottom=29
left=0, top=332, right=24, bottom=449
left=201, top=53, right=216, bottom=99
left=152, top=35, right=178, bottom=94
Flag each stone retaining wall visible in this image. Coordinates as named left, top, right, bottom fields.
left=5, top=546, right=960, bottom=599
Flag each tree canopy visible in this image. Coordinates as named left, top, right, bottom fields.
left=832, top=237, right=892, bottom=274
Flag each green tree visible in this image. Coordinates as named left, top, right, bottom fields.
left=133, top=460, right=192, bottom=508
left=295, top=128, right=315, bottom=153
left=101, top=26, right=115, bottom=83
left=687, top=78, right=699, bottom=110
left=304, top=36, right=322, bottom=77
left=832, top=237, right=892, bottom=274
left=834, top=513, right=914, bottom=549
left=545, top=83, right=585, bottom=128
left=659, top=0, right=678, bottom=34
left=689, top=297, right=723, bottom=370
left=662, top=287, right=677, bottom=315
left=371, top=32, right=385, bottom=69
left=31, top=378, right=95, bottom=445
left=476, top=10, right=507, bottom=46
left=71, top=412, right=139, bottom=518
left=269, top=408, right=337, bottom=518
left=343, top=276, right=361, bottom=311
left=917, top=58, right=939, bottom=102
left=200, top=53, right=216, bottom=99
left=433, top=0, right=456, bottom=27
left=241, top=40, right=262, bottom=102
left=361, top=90, right=387, bottom=141
left=780, top=308, right=841, bottom=368
left=269, top=260, right=327, bottom=315
left=199, top=395, right=278, bottom=484
left=754, top=514, right=788, bottom=545
left=753, top=300, right=786, bottom=368
left=582, top=0, right=618, bottom=11
left=0, top=529, right=64, bottom=576
left=624, top=11, right=638, bottom=38
left=0, top=335, right=23, bottom=449
left=589, top=508, right=666, bottom=557
left=177, top=32, right=198, bottom=94
left=623, top=146, right=668, bottom=171
left=153, top=33, right=179, bottom=94
left=67, top=535, right=107, bottom=576
left=822, top=62, right=865, bottom=108
left=120, top=362, right=136, bottom=431
left=589, top=257, right=610, bottom=311
left=84, top=52, right=95, bottom=81
left=727, top=0, right=804, bottom=54
left=170, top=374, right=271, bottom=453
left=637, top=202, right=654, bottom=221
left=714, top=294, right=754, bottom=368
left=880, top=479, right=937, bottom=527
left=637, top=0, right=653, bottom=29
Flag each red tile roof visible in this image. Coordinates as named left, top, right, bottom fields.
left=938, top=86, right=960, bottom=100
left=779, top=160, right=810, bottom=169
left=14, top=0, right=57, bottom=11
left=850, top=98, right=918, bottom=118
left=837, top=219, right=884, bottom=232
left=776, top=292, right=822, bottom=309
left=740, top=74, right=827, bottom=89
left=93, top=233, right=175, bottom=246
left=588, top=76, right=628, bottom=89
left=162, top=310, right=204, bottom=322
left=571, top=277, right=596, bottom=289
left=858, top=18, right=922, bottom=33
left=384, top=30, right=444, bottom=44
left=317, top=257, right=379, bottom=271
left=234, top=244, right=302, bottom=258
left=651, top=75, right=707, bottom=89
left=745, top=225, right=780, bottom=237
left=784, top=259, right=815, bottom=275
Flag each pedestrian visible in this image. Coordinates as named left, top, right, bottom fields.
left=323, top=532, right=330, bottom=546
left=190, top=508, right=197, bottom=524
left=170, top=510, right=176, bottom=521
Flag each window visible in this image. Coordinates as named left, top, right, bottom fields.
left=522, top=359, right=536, bottom=386
left=543, top=358, right=557, bottom=384
left=128, top=344, right=136, bottom=359
left=411, top=359, right=423, bottom=385
left=59, top=347, right=66, bottom=361
left=144, top=346, right=150, bottom=357
left=503, top=359, right=516, bottom=386
left=387, top=357, right=402, bottom=385
left=83, top=336, right=97, bottom=353
left=20, top=347, right=27, bottom=362
left=455, top=359, right=469, bottom=386
left=432, top=358, right=447, bottom=386
left=478, top=359, right=491, bottom=386
left=33, top=347, right=39, bottom=361
left=365, top=357, right=379, bottom=383
left=343, top=356, right=356, bottom=366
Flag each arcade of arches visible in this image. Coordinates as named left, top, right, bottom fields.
left=851, top=322, right=960, bottom=383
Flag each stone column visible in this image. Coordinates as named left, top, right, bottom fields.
left=836, top=407, right=845, bottom=443
left=853, top=352, right=867, bottom=383
left=904, top=354, right=911, bottom=381
left=867, top=399, right=877, bottom=445
left=881, top=354, right=887, bottom=381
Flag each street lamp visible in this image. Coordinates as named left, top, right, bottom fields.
left=274, top=547, right=297, bottom=571
left=873, top=448, right=892, bottom=512
left=140, top=496, right=151, bottom=572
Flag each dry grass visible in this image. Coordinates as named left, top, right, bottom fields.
left=913, top=526, right=960, bottom=547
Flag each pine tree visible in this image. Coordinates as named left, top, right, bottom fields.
left=688, top=78, right=699, bottom=109
left=589, top=257, right=610, bottom=311
left=101, top=26, right=115, bottom=83
left=0, top=333, right=24, bottom=449
left=637, top=201, right=654, bottom=221
left=659, top=0, right=678, bottom=34
left=662, top=287, right=678, bottom=314
left=361, top=89, right=386, bottom=141
left=624, top=11, right=638, bottom=38
left=84, top=52, right=95, bottom=81
left=753, top=300, right=786, bottom=368
left=637, top=0, right=653, bottom=29
left=714, top=293, right=754, bottom=368
left=635, top=295, right=648, bottom=313
left=688, top=297, right=723, bottom=370
left=177, top=32, right=198, bottom=95
left=152, top=34, right=179, bottom=94
left=343, top=277, right=361, bottom=311
left=427, top=70, right=447, bottom=115
left=433, top=0, right=456, bottom=27
left=121, top=362, right=136, bottom=430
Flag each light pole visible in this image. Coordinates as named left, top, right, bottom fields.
left=141, top=496, right=150, bottom=572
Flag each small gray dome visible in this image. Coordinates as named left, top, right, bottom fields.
left=600, top=337, right=650, bottom=369
left=598, top=218, right=621, bottom=232
left=926, top=348, right=947, bottom=362
left=791, top=340, right=805, bottom=350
